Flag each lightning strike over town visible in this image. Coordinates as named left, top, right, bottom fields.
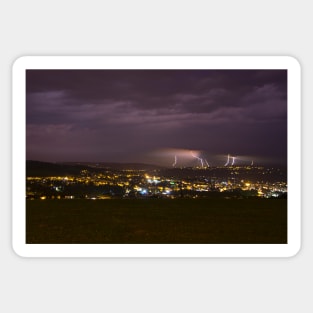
left=26, top=69, right=287, bottom=244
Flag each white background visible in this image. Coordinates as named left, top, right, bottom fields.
left=1, top=1, right=311, bottom=312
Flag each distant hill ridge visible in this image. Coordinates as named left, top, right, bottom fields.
left=26, top=160, right=163, bottom=176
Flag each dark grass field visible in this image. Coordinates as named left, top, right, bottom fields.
left=26, top=199, right=287, bottom=244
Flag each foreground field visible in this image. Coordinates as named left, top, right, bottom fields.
left=26, top=199, right=287, bottom=244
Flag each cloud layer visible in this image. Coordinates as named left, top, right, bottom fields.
left=26, top=69, right=287, bottom=165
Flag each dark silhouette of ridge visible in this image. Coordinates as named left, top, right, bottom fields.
left=26, top=160, right=164, bottom=176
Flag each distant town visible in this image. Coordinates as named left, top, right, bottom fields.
left=26, top=161, right=287, bottom=200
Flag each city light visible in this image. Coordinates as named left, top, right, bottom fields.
left=26, top=164, right=287, bottom=200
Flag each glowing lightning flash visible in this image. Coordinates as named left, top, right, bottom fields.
left=204, top=159, right=210, bottom=167
left=190, top=151, right=204, bottom=168
left=224, top=154, right=230, bottom=166
left=231, top=156, right=235, bottom=166
left=172, top=155, right=177, bottom=167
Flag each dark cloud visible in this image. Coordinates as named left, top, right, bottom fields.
left=26, top=69, right=287, bottom=165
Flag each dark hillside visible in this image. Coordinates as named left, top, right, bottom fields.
left=26, top=198, right=287, bottom=244
left=26, top=160, right=95, bottom=177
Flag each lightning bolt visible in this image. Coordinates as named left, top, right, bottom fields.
left=172, top=155, right=177, bottom=167
left=231, top=156, right=235, bottom=166
left=224, top=154, right=230, bottom=166
left=190, top=151, right=204, bottom=168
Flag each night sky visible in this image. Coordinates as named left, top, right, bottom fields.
left=26, top=69, right=287, bottom=167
